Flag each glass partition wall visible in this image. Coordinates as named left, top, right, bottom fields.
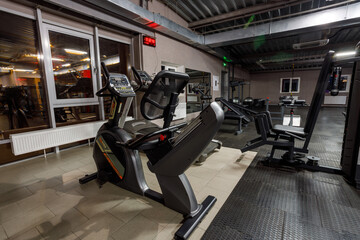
left=0, top=8, right=133, bottom=164
left=0, top=11, right=49, bottom=164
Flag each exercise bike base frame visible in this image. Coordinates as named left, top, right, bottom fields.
left=79, top=172, right=216, bottom=240
left=79, top=172, right=97, bottom=184
left=175, top=195, right=216, bottom=240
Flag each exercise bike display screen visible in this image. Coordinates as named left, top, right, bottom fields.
left=109, top=73, right=135, bottom=96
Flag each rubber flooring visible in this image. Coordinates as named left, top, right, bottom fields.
left=204, top=107, right=360, bottom=239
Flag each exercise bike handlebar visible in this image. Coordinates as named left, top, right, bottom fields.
left=101, top=62, right=110, bottom=79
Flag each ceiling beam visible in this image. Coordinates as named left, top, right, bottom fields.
left=73, top=0, right=205, bottom=45
left=205, top=2, right=360, bottom=47
left=225, top=41, right=360, bottom=60
left=189, top=0, right=303, bottom=29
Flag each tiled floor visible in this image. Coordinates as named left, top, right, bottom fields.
left=0, top=145, right=255, bottom=240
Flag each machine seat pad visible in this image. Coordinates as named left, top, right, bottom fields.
left=272, top=124, right=306, bottom=137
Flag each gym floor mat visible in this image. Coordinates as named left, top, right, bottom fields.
left=204, top=107, right=360, bottom=239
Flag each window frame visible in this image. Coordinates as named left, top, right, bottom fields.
left=42, top=23, right=99, bottom=108
left=280, top=77, right=301, bottom=94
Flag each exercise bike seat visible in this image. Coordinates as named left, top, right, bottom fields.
left=124, top=119, right=161, bottom=138
left=146, top=102, right=224, bottom=176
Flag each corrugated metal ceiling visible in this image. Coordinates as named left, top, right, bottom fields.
left=160, top=0, right=360, bottom=72
left=160, top=0, right=352, bottom=34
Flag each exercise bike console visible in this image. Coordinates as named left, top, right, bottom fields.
left=108, top=74, right=135, bottom=97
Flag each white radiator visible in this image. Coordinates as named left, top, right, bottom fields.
left=10, top=121, right=106, bottom=156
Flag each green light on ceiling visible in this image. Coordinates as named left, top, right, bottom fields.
left=244, top=15, right=255, bottom=29
left=223, top=62, right=227, bottom=67
left=254, top=35, right=266, bottom=50
left=223, top=56, right=232, bottom=62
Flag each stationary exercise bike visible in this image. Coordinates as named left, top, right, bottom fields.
left=79, top=63, right=224, bottom=239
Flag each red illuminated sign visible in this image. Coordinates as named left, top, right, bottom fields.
left=143, top=36, right=156, bottom=47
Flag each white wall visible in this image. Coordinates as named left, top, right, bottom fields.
left=142, top=33, right=227, bottom=100
left=250, top=68, right=352, bottom=105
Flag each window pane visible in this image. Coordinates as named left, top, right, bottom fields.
left=0, top=11, right=49, bottom=134
left=282, top=79, right=290, bottom=92
left=291, top=78, right=299, bottom=92
left=55, top=105, right=99, bottom=127
left=49, top=31, right=94, bottom=99
left=99, top=37, right=131, bottom=119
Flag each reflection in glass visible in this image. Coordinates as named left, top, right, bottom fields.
left=0, top=11, right=48, bottom=134
left=55, top=105, right=99, bottom=126
left=49, top=31, right=94, bottom=99
left=99, top=37, right=131, bottom=119
left=185, top=69, right=211, bottom=114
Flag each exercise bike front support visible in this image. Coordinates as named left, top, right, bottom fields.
left=175, top=195, right=217, bottom=240
left=79, top=172, right=97, bottom=184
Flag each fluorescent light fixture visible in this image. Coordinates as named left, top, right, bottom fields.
left=104, top=56, right=120, bottom=66
left=52, top=58, right=64, bottom=62
left=81, top=57, right=90, bottom=62
left=62, top=63, right=71, bottom=67
left=25, top=53, right=43, bottom=59
left=14, top=69, right=34, bottom=72
left=335, top=51, right=356, bottom=57
left=25, top=54, right=38, bottom=58
left=64, top=48, right=87, bottom=55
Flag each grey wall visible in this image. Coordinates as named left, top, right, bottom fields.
left=250, top=68, right=352, bottom=104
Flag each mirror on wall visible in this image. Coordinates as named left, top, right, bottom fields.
left=185, top=68, right=211, bottom=114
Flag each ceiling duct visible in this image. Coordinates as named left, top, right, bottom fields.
left=292, top=39, right=329, bottom=50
